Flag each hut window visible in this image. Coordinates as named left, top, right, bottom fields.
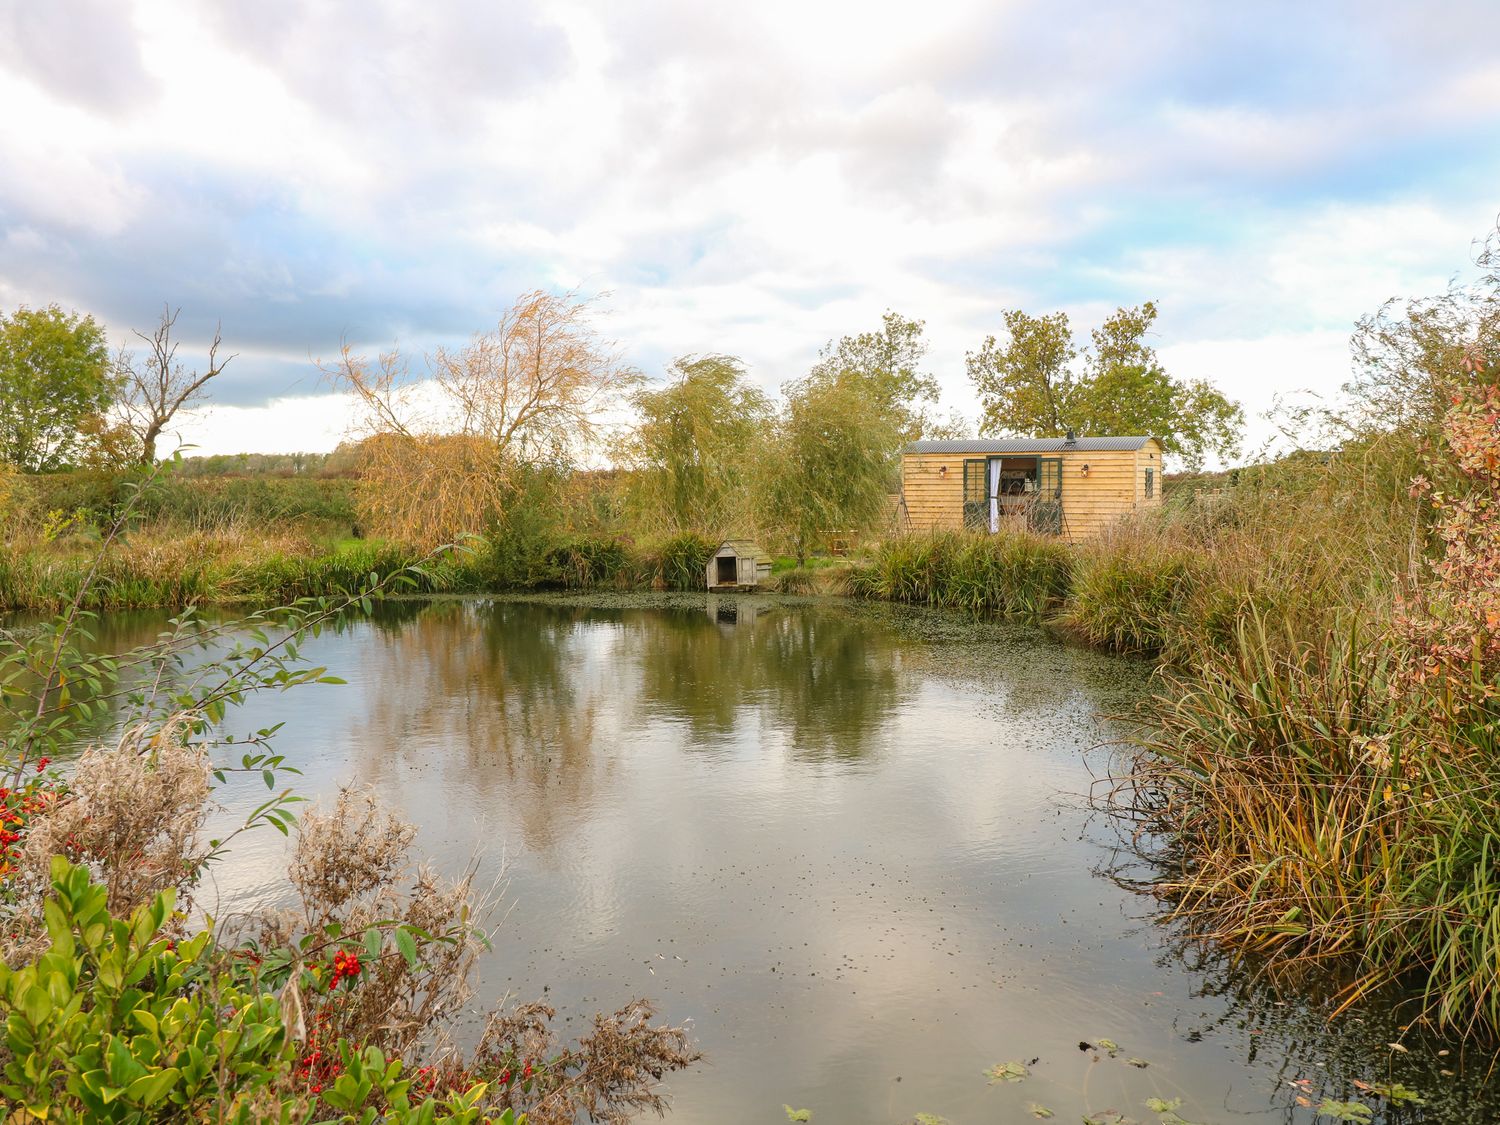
left=1144, top=467, right=1155, bottom=498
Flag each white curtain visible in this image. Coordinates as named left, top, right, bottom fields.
left=988, top=459, right=1001, bottom=533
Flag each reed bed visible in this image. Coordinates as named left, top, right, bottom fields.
left=0, top=531, right=437, bottom=612
left=0, top=527, right=726, bottom=611
left=850, top=426, right=1500, bottom=1037
left=845, top=529, right=1073, bottom=624
left=1124, top=612, right=1500, bottom=1034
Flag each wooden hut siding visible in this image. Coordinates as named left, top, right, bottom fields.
left=900, top=437, right=1164, bottom=543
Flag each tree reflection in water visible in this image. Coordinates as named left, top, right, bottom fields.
left=631, top=599, right=908, bottom=760
left=351, top=599, right=610, bottom=852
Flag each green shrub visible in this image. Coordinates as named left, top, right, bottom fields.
left=651, top=532, right=715, bottom=591
left=848, top=531, right=1073, bottom=624
left=0, top=858, right=519, bottom=1124
left=1065, top=539, right=1195, bottom=654
left=0, top=859, right=292, bottom=1123
left=546, top=536, right=632, bottom=589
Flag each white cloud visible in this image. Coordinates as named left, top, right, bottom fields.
left=168, top=394, right=361, bottom=457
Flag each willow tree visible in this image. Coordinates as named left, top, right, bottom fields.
left=806, top=311, right=939, bottom=442
left=619, top=354, right=770, bottom=535
left=754, top=371, right=902, bottom=564
left=325, top=290, right=639, bottom=545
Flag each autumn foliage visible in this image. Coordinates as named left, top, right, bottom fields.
left=1398, top=347, right=1500, bottom=713
left=327, top=291, right=638, bottom=547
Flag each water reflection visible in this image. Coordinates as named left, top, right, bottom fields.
left=349, top=600, right=608, bottom=852
left=635, top=600, right=907, bottom=758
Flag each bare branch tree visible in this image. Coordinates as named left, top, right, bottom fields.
left=119, top=306, right=235, bottom=463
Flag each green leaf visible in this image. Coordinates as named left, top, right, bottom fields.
left=1366, top=1081, right=1425, bottom=1106
left=395, top=927, right=419, bottom=969
left=984, top=1061, right=1028, bottom=1084
left=124, top=1068, right=180, bottom=1106
left=21, top=983, right=53, bottom=1025
left=1314, top=1100, right=1374, bottom=1123
left=784, top=1107, right=812, bottom=1122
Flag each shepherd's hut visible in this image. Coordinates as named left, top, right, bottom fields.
left=900, top=434, right=1164, bottom=542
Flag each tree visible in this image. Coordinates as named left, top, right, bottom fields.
left=620, top=354, right=771, bottom=534
left=117, top=306, right=233, bottom=464
left=754, top=371, right=902, bottom=564
left=807, top=311, right=940, bottom=441
left=0, top=305, right=114, bottom=471
left=964, top=309, right=1076, bottom=436
left=325, top=290, right=640, bottom=545
left=966, top=301, right=1243, bottom=469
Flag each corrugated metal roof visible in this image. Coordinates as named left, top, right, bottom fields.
left=904, top=436, right=1154, bottom=454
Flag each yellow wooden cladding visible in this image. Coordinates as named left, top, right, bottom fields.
left=900, top=440, right=1164, bottom=543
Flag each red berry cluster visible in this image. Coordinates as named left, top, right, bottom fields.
left=330, top=949, right=362, bottom=987
left=497, top=1059, right=534, bottom=1086
left=0, top=777, right=62, bottom=878
left=297, top=1010, right=342, bottom=1095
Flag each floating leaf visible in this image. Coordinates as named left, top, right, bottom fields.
left=1368, top=1082, right=1425, bottom=1105
left=912, top=1115, right=948, bottom=1125
left=783, top=1107, right=811, bottom=1122
left=1027, top=1104, right=1054, bottom=1119
left=1082, top=1112, right=1136, bottom=1125
left=1096, top=1038, right=1120, bottom=1056
left=1125, top=1057, right=1150, bottom=1069
left=1314, top=1100, right=1373, bottom=1123
left=1145, top=1098, right=1202, bottom=1125
left=985, top=1061, right=1029, bottom=1084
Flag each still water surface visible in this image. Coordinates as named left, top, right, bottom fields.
left=77, top=596, right=1496, bottom=1123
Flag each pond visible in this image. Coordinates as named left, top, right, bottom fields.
left=57, top=595, right=1500, bottom=1123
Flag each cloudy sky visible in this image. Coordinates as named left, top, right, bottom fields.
left=2, top=0, right=1498, bottom=460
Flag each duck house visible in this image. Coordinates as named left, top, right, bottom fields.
left=706, top=539, right=772, bottom=590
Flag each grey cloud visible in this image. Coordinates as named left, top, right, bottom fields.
left=0, top=0, right=157, bottom=113
left=200, top=0, right=572, bottom=134
left=0, top=157, right=545, bottom=399
left=933, top=1, right=1500, bottom=193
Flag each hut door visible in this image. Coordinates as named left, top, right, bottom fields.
left=1028, top=457, right=1064, bottom=536
left=961, top=459, right=987, bottom=530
